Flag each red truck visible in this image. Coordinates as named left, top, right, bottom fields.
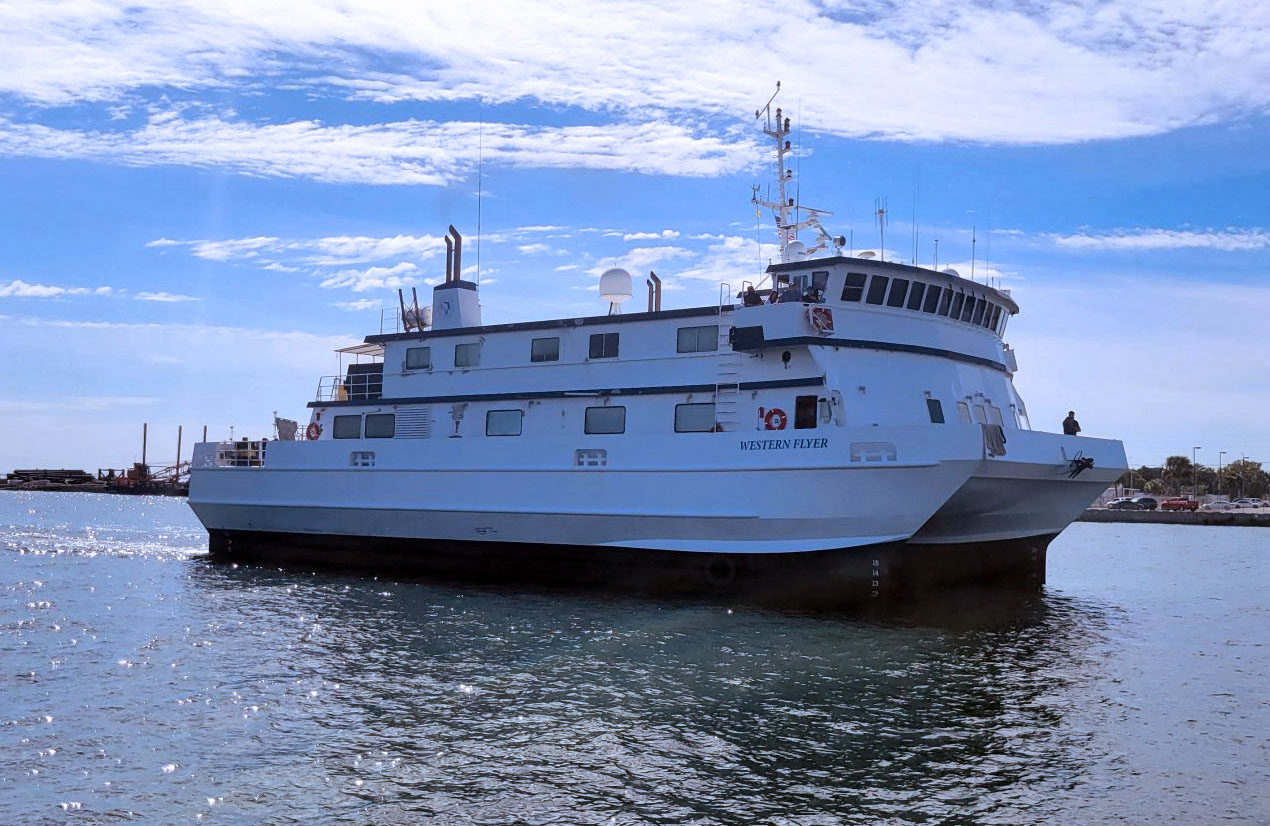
left=1160, top=497, right=1199, bottom=512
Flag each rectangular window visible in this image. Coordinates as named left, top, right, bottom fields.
left=333, top=414, right=361, bottom=439
left=841, top=272, right=867, bottom=302
left=949, top=292, right=965, bottom=320
left=971, top=297, right=986, bottom=326
left=794, top=394, right=818, bottom=429
left=454, top=342, right=481, bottom=368
left=674, top=403, right=716, bottom=432
left=811, top=271, right=830, bottom=296
left=926, top=398, right=945, bottom=424
left=886, top=278, right=909, bottom=307
left=938, top=288, right=953, bottom=316
left=906, top=282, right=926, bottom=311
left=584, top=405, right=626, bottom=434
left=588, top=332, right=619, bottom=359
left=405, top=346, right=431, bottom=370
left=988, top=305, right=1002, bottom=331
left=365, top=413, right=395, bottom=439
left=530, top=337, right=560, bottom=363
left=956, top=402, right=971, bottom=423
left=923, top=286, right=942, bottom=313
left=486, top=409, right=523, bottom=436
left=960, top=295, right=977, bottom=323
left=986, top=405, right=1004, bottom=426
left=865, top=276, right=889, bottom=305
left=973, top=403, right=988, bottom=424
left=676, top=325, right=719, bottom=353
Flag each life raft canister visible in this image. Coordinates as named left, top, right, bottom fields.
left=306, top=422, right=322, bottom=440
left=764, top=408, right=788, bottom=430
left=809, top=305, right=834, bottom=333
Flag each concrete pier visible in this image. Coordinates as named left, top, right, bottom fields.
left=1080, top=509, right=1270, bottom=527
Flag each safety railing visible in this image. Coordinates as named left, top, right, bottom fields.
left=315, top=374, right=383, bottom=402
left=215, top=440, right=267, bottom=467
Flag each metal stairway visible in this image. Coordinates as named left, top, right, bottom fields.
left=713, top=287, right=743, bottom=430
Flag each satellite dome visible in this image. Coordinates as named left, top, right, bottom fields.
left=857, top=250, right=876, bottom=259
left=783, top=240, right=808, bottom=263
left=941, top=267, right=960, bottom=277
left=599, top=268, right=633, bottom=304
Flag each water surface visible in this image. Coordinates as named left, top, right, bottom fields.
left=1, top=493, right=1265, bottom=824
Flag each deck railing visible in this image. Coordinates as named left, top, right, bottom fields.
left=314, top=374, right=383, bottom=402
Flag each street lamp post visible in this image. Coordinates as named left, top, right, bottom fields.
left=1192, top=446, right=1201, bottom=499
left=1219, top=451, right=1226, bottom=500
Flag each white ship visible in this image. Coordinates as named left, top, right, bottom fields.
left=188, top=92, right=1126, bottom=603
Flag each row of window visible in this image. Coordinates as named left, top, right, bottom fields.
left=840, top=272, right=1007, bottom=334
left=924, top=398, right=1006, bottom=426
left=329, top=402, right=722, bottom=440
left=404, top=326, right=719, bottom=372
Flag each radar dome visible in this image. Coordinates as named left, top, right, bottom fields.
left=783, top=240, right=808, bottom=263
left=599, top=268, right=633, bottom=304
left=857, top=250, right=876, bottom=259
left=941, top=267, right=960, bottom=277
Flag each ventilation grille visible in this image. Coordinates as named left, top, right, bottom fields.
left=395, top=407, right=433, bottom=439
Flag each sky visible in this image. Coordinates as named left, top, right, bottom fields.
left=1, top=0, right=1267, bottom=474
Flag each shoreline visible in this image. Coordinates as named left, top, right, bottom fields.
left=1079, top=509, right=1270, bottom=527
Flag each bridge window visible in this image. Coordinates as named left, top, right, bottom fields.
left=454, top=342, right=481, bottom=368
left=676, top=325, right=719, bottom=353
left=840, top=272, right=867, bottom=302
left=333, top=415, right=361, bottom=439
left=405, top=346, right=431, bottom=370
left=923, top=286, right=942, bottom=313
left=589, top=332, right=619, bottom=359
left=988, top=304, right=1002, bottom=331
left=365, top=414, right=395, bottom=439
left=486, top=409, right=523, bottom=436
left=585, top=405, right=626, bottom=434
left=949, top=292, right=965, bottom=319
left=886, top=278, right=909, bottom=307
left=938, top=289, right=953, bottom=316
left=865, top=276, right=889, bottom=305
left=907, top=282, right=926, bottom=311
left=971, top=297, right=987, bottom=325
left=675, top=403, right=716, bottom=432
left=531, top=337, right=560, bottom=362
left=960, top=295, right=976, bottom=323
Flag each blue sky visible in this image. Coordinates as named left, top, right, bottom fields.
left=1, top=1, right=1267, bottom=473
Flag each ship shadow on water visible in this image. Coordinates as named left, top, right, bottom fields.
left=179, top=553, right=1115, bottom=823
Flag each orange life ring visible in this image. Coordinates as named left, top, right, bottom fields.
left=764, top=408, right=788, bottom=430
left=306, top=422, right=321, bottom=440
left=809, top=306, right=834, bottom=333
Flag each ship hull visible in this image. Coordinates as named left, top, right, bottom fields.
left=205, top=527, right=1054, bottom=606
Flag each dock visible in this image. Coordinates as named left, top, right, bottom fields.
left=1079, top=508, right=1270, bottom=527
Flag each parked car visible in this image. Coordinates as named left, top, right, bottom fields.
left=1232, top=498, right=1267, bottom=508
left=1201, top=500, right=1237, bottom=511
left=1131, top=496, right=1158, bottom=511
left=1107, top=499, right=1145, bottom=510
left=1160, top=497, right=1199, bottom=512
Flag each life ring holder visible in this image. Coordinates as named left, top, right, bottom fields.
left=764, top=408, right=788, bottom=430
left=809, top=305, right=834, bottom=334
left=306, top=422, right=322, bottom=440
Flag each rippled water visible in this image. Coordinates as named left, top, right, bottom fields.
left=1, top=493, right=1266, bottom=824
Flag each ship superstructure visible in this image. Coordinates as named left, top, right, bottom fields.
left=188, top=89, right=1126, bottom=602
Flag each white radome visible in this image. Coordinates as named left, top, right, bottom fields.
left=599, top=268, right=633, bottom=304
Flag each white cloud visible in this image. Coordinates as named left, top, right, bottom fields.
left=0, top=279, right=109, bottom=298
left=517, top=243, right=551, bottom=255
left=135, top=291, right=199, bottom=302
left=319, top=262, right=417, bottom=292
left=1, top=1, right=1268, bottom=144
left=623, top=230, right=680, bottom=241
left=151, top=234, right=447, bottom=268
left=333, top=298, right=380, bottom=311
left=1050, top=228, right=1270, bottom=252
left=587, top=246, right=695, bottom=277
left=0, top=112, right=758, bottom=186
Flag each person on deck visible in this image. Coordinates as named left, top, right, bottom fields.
left=743, top=285, right=763, bottom=306
left=1063, top=411, right=1081, bottom=436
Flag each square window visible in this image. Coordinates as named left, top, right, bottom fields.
left=588, top=332, right=619, bottom=359
left=675, top=403, right=716, bottom=432
left=333, top=414, right=361, bottom=439
left=923, top=286, right=942, bottom=313
left=887, top=278, right=909, bottom=307
left=794, top=394, right=818, bottom=429
left=865, top=276, right=889, bottom=305
left=907, top=282, right=926, bottom=311
left=454, top=342, right=481, bottom=368
left=486, top=409, right=523, bottom=436
left=584, top=405, right=626, bottom=434
left=926, top=398, right=945, bottom=424
left=365, top=413, right=395, bottom=438
left=676, top=325, right=718, bottom=353
left=405, top=346, right=431, bottom=370
left=841, top=272, right=867, bottom=302
left=531, top=337, right=560, bottom=363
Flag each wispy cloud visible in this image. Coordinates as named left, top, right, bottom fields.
left=1050, top=228, right=1270, bottom=252
left=135, top=291, right=199, bottom=302
left=333, top=298, right=381, bottom=311
left=0, top=280, right=111, bottom=298
left=622, top=230, right=680, bottom=242
left=319, top=262, right=418, bottom=292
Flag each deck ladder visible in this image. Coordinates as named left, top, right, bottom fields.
left=714, top=284, right=743, bottom=430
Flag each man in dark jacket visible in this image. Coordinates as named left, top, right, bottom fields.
left=1063, top=411, right=1081, bottom=435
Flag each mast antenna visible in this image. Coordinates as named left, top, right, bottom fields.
left=971, top=224, right=977, bottom=283
left=476, top=115, right=484, bottom=284
left=874, top=198, right=888, bottom=262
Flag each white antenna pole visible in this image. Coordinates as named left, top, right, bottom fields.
left=933, top=238, right=939, bottom=271
left=971, top=224, right=977, bottom=283
left=476, top=116, right=483, bottom=285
